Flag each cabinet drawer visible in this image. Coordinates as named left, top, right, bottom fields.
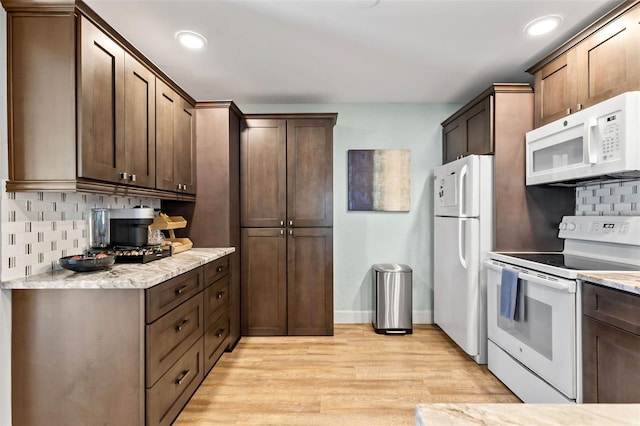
left=204, top=256, right=229, bottom=287
left=204, top=274, right=231, bottom=329
left=146, top=268, right=203, bottom=323
left=204, top=313, right=230, bottom=373
left=147, top=293, right=204, bottom=387
left=583, top=282, right=640, bottom=335
left=147, top=338, right=204, bottom=426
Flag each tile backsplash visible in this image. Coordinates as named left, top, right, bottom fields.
left=0, top=181, right=160, bottom=281
left=575, top=179, right=639, bottom=216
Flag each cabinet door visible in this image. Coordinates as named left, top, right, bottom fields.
left=240, top=119, right=287, bottom=227
left=465, top=96, right=493, bottom=155
left=156, top=81, right=196, bottom=194
left=442, top=119, right=466, bottom=163
left=533, top=51, right=577, bottom=127
left=156, top=80, right=177, bottom=192
left=175, top=97, right=196, bottom=194
left=79, top=17, right=125, bottom=183
left=576, top=4, right=640, bottom=110
left=287, top=228, right=333, bottom=336
left=287, top=119, right=333, bottom=227
left=124, top=53, right=155, bottom=188
left=583, top=316, right=640, bottom=402
left=241, top=228, right=287, bottom=335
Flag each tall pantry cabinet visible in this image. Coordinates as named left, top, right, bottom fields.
left=240, top=114, right=337, bottom=336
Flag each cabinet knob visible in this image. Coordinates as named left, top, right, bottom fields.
left=289, top=220, right=293, bottom=227
left=280, top=229, right=284, bottom=236
left=129, top=174, right=137, bottom=182
left=177, top=183, right=183, bottom=190
left=280, top=220, right=285, bottom=227
left=182, top=184, right=187, bottom=191
left=216, top=266, right=223, bottom=273
left=289, top=229, right=293, bottom=236
left=566, top=108, right=572, bottom=115
left=216, top=328, right=225, bottom=338
left=216, top=291, right=224, bottom=299
left=119, top=172, right=129, bottom=180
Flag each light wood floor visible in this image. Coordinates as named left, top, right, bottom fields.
left=175, top=324, right=520, bottom=425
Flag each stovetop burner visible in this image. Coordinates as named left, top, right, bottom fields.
left=493, top=252, right=639, bottom=272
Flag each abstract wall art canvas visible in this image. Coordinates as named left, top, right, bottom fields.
left=348, top=149, right=411, bottom=212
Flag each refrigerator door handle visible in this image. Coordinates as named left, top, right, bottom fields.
left=458, top=218, right=467, bottom=269
left=458, top=164, right=468, bottom=217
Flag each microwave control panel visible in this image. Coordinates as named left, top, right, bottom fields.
left=597, top=112, right=622, bottom=162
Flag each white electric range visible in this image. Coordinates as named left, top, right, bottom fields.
left=485, top=215, right=640, bottom=403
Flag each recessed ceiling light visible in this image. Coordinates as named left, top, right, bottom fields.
left=175, top=30, right=207, bottom=49
left=524, top=15, right=563, bottom=36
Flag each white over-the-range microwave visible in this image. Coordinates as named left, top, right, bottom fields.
left=526, top=91, right=640, bottom=185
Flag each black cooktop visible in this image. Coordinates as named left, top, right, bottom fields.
left=495, top=252, right=639, bottom=272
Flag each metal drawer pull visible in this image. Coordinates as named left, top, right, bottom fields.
left=216, top=291, right=224, bottom=299
left=175, top=285, right=188, bottom=295
left=175, top=369, right=191, bottom=385
left=119, top=172, right=129, bottom=180
left=175, top=319, right=190, bottom=332
left=216, top=266, right=224, bottom=272
left=129, top=174, right=137, bottom=182
left=216, top=328, right=225, bottom=338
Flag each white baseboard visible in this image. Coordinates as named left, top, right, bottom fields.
left=334, top=310, right=433, bottom=324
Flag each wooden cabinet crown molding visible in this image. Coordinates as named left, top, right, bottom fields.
left=195, top=100, right=244, bottom=118
left=526, top=0, right=639, bottom=74
left=441, top=83, right=532, bottom=126
left=243, top=113, right=338, bottom=126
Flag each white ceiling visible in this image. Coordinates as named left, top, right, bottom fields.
left=85, top=0, right=623, bottom=104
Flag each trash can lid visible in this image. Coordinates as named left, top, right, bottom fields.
left=372, top=263, right=412, bottom=272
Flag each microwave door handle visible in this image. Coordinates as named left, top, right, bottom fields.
left=458, top=164, right=468, bottom=217
left=586, top=118, right=598, bottom=164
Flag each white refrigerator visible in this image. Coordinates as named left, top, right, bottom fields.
left=433, top=155, right=494, bottom=364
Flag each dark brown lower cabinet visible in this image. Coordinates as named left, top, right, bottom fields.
left=582, top=281, right=640, bottom=402
left=11, top=255, right=232, bottom=426
left=241, top=228, right=287, bottom=336
left=287, top=227, right=334, bottom=336
left=241, top=227, right=333, bottom=336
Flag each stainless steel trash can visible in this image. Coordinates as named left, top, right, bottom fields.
left=372, top=263, right=412, bottom=334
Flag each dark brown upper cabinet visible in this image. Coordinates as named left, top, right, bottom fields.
left=441, top=84, right=529, bottom=164
left=156, top=80, right=196, bottom=195
left=241, top=115, right=335, bottom=228
left=529, top=1, right=640, bottom=127
left=3, top=0, right=195, bottom=200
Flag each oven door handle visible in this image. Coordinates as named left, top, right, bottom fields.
left=485, top=261, right=576, bottom=293
left=518, top=271, right=576, bottom=293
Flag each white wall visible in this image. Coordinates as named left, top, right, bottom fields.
left=239, top=103, right=459, bottom=323
left=0, top=7, right=11, bottom=425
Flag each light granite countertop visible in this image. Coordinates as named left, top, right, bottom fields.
left=0, top=247, right=235, bottom=290
left=415, top=403, right=640, bottom=425
left=578, top=271, right=640, bottom=296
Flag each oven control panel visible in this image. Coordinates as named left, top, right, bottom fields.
left=558, top=216, right=640, bottom=244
